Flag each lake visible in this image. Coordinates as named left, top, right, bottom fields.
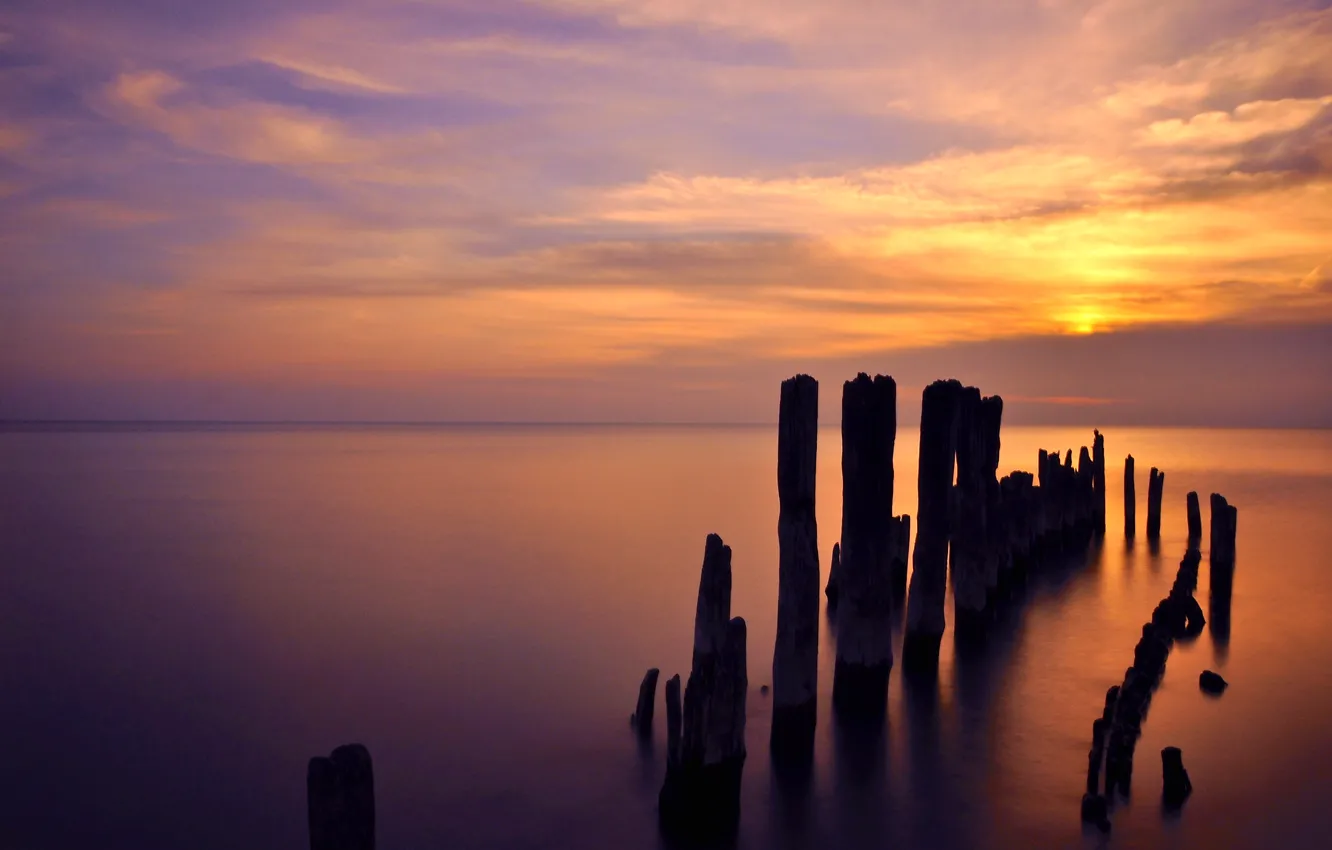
left=2, top=424, right=1330, bottom=849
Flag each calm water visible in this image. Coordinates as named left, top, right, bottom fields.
left=2, top=425, right=1331, bottom=850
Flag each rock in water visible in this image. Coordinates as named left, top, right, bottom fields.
left=904, top=379, right=963, bottom=670
left=308, top=744, right=375, bottom=850
left=773, top=374, right=819, bottom=755
left=1161, top=746, right=1193, bottom=807
left=834, top=374, right=897, bottom=708
left=1199, top=670, right=1228, bottom=694
left=632, top=668, right=660, bottom=735
left=1124, top=456, right=1136, bottom=539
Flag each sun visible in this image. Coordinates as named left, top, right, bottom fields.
left=1062, top=306, right=1104, bottom=335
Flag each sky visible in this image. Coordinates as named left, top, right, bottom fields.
left=1, top=0, right=1330, bottom=425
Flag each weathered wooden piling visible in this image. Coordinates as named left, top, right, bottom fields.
left=773, top=375, right=819, bottom=753
left=833, top=374, right=897, bottom=706
left=632, top=668, right=660, bottom=735
left=665, top=674, right=682, bottom=764
left=904, top=379, right=962, bottom=671
left=1161, top=746, right=1193, bottom=808
left=308, top=744, right=375, bottom=850
left=1086, top=544, right=1207, bottom=825
left=660, top=535, right=748, bottom=838
left=1092, top=430, right=1106, bottom=536
left=1124, top=456, right=1136, bottom=539
left=1209, top=493, right=1238, bottom=567
left=889, top=514, right=911, bottom=598
left=1187, top=491, right=1202, bottom=542
left=952, top=386, right=989, bottom=638
left=980, top=395, right=1004, bottom=601
left=1146, top=467, right=1164, bottom=541
left=825, top=543, right=841, bottom=603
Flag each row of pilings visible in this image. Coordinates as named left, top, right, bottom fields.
left=650, top=373, right=1109, bottom=838
left=1081, top=492, right=1239, bottom=833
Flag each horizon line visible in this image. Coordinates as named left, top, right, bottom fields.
left=1, top=419, right=1328, bottom=431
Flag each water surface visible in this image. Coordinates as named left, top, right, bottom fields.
left=2, top=425, right=1330, bottom=849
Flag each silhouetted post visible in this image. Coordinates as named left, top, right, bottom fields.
left=980, top=395, right=1004, bottom=600
left=1209, top=493, right=1238, bottom=567
left=632, top=668, right=660, bottom=735
left=825, top=542, right=841, bottom=603
left=661, top=535, right=747, bottom=838
left=1093, top=430, right=1106, bottom=536
left=1208, top=496, right=1235, bottom=647
left=904, top=379, right=962, bottom=671
left=773, top=375, right=819, bottom=755
left=833, top=374, right=896, bottom=708
left=889, top=514, right=911, bottom=598
left=1124, top=456, right=1136, bottom=539
left=1146, top=468, right=1164, bottom=541
left=665, top=674, right=682, bottom=765
left=1161, top=747, right=1193, bottom=808
left=1078, top=446, right=1094, bottom=545
left=952, top=386, right=988, bottom=638
left=308, top=744, right=375, bottom=850
left=1186, top=492, right=1202, bottom=542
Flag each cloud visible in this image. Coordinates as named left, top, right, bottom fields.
left=2, top=0, right=1331, bottom=423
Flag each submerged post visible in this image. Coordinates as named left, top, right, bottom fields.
left=308, top=744, right=375, bottom=850
left=773, top=375, right=819, bottom=755
left=1146, top=468, right=1164, bottom=541
left=1186, top=491, right=1202, bottom=542
left=904, top=379, right=962, bottom=671
left=833, top=374, right=897, bottom=711
left=1124, top=456, right=1136, bottom=540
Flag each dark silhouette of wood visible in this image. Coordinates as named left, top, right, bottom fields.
left=1124, top=456, right=1136, bottom=539
left=1093, top=430, right=1106, bottom=536
left=308, top=744, right=375, bottom=850
left=631, top=668, right=660, bottom=735
left=904, top=379, right=962, bottom=671
left=1161, top=747, right=1193, bottom=808
left=834, top=374, right=897, bottom=707
left=660, top=535, right=747, bottom=840
left=773, top=375, right=819, bottom=756
left=1146, top=467, right=1164, bottom=540
left=1187, top=491, right=1202, bottom=541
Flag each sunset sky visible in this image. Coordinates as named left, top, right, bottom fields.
left=1, top=0, right=1330, bottom=424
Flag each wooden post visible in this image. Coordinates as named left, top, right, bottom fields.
left=308, top=744, right=375, bottom=850
left=834, top=374, right=897, bottom=705
left=1092, top=430, right=1106, bottom=536
left=773, top=375, right=819, bottom=754
left=1186, top=491, right=1202, bottom=542
left=632, top=668, right=660, bottom=735
left=1146, top=468, right=1164, bottom=541
left=661, top=535, right=747, bottom=839
left=952, top=386, right=988, bottom=638
left=1124, top=456, right=1136, bottom=539
left=904, top=379, right=962, bottom=671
